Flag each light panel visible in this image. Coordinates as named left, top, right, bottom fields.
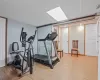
left=47, top=7, right=68, bottom=21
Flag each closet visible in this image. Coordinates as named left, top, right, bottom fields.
left=85, top=24, right=98, bottom=56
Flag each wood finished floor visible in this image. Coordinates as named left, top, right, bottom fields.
left=0, top=66, right=21, bottom=80
left=0, top=54, right=98, bottom=80
left=20, top=54, right=98, bottom=80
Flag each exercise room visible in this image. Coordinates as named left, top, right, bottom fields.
left=0, top=0, right=100, bottom=80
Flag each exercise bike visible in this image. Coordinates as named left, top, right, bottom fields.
left=10, top=27, right=37, bottom=74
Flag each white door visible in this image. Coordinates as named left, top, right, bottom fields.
left=0, top=18, right=6, bottom=67
left=86, top=24, right=98, bottom=56
left=62, top=28, right=68, bottom=53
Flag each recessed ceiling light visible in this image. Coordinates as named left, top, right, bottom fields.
left=78, top=23, right=84, bottom=31
left=47, top=7, right=68, bottom=21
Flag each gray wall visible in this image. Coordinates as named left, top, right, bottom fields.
left=37, top=26, right=52, bottom=55
left=7, top=19, right=37, bottom=63
left=69, top=26, right=84, bottom=54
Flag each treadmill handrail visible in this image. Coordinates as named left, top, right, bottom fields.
left=38, top=32, right=57, bottom=41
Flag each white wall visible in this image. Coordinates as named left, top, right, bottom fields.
left=0, top=18, right=6, bottom=67
left=69, top=25, right=84, bottom=54
left=7, top=19, right=37, bottom=63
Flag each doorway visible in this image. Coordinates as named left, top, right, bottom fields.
left=53, top=25, right=69, bottom=54
left=61, top=27, right=68, bottom=53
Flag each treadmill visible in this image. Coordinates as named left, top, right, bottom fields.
left=34, top=32, right=59, bottom=69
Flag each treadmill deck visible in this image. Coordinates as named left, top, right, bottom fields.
left=34, top=54, right=57, bottom=61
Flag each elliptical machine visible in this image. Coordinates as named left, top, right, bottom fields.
left=20, top=27, right=37, bottom=74
left=10, top=27, right=37, bottom=74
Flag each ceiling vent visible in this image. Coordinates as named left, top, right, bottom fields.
left=96, top=4, right=100, bottom=9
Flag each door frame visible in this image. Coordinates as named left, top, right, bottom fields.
left=5, top=18, right=8, bottom=66
left=53, top=26, right=69, bottom=53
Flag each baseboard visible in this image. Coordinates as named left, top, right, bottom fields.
left=78, top=54, right=85, bottom=56
left=0, top=59, right=6, bottom=67
left=67, top=53, right=85, bottom=56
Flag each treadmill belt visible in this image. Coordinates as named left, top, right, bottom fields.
left=34, top=54, right=58, bottom=61
left=34, top=54, right=48, bottom=61
left=34, top=54, right=59, bottom=68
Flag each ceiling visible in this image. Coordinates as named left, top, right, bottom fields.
left=0, top=0, right=100, bottom=26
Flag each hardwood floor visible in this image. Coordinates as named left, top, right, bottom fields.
left=0, top=66, right=21, bottom=80
left=20, top=54, right=98, bottom=80
left=0, top=54, right=98, bottom=80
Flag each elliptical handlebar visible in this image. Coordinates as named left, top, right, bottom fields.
left=27, top=30, right=37, bottom=43
left=34, top=30, right=37, bottom=37
left=20, top=27, right=27, bottom=47
left=20, top=27, right=37, bottom=45
left=20, top=27, right=24, bottom=43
